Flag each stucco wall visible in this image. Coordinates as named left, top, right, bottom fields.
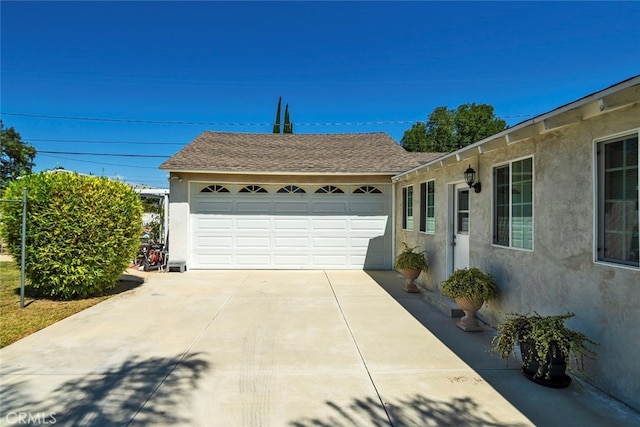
left=167, top=176, right=190, bottom=263
left=394, top=103, right=640, bottom=411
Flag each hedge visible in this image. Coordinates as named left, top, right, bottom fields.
left=0, top=172, right=143, bottom=299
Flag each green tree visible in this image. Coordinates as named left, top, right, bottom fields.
left=401, top=103, right=507, bottom=152
left=454, top=103, right=508, bottom=148
left=273, top=96, right=282, bottom=133
left=0, top=120, right=37, bottom=189
left=399, top=121, right=428, bottom=152
left=283, top=103, right=293, bottom=134
left=0, top=172, right=143, bottom=299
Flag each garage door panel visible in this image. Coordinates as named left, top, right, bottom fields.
left=195, top=201, right=233, bottom=214
left=350, top=217, right=387, bottom=232
left=312, top=218, right=348, bottom=230
left=196, top=217, right=233, bottom=230
left=274, top=255, right=310, bottom=267
left=313, top=237, right=348, bottom=247
left=274, top=218, right=309, bottom=230
left=312, top=202, right=348, bottom=214
left=236, top=201, right=271, bottom=213
left=236, top=218, right=270, bottom=230
left=351, top=201, right=385, bottom=214
left=349, top=237, right=375, bottom=249
left=237, top=236, right=271, bottom=248
left=274, top=202, right=310, bottom=214
left=198, top=236, right=233, bottom=248
left=274, top=237, right=309, bottom=248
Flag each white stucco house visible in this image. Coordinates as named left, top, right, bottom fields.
left=160, top=75, right=639, bottom=411
left=393, top=75, right=639, bottom=411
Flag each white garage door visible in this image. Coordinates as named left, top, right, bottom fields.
left=190, top=183, right=392, bottom=269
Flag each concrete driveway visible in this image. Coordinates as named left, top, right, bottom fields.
left=1, top=270, right=638, bottom=426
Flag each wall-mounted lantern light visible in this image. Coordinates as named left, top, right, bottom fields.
left=464, top=165, right=481, bottom=193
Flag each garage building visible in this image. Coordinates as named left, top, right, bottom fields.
left=160, top=132, right=433, bottom=269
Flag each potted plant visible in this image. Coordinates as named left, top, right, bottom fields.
left=394, top=243, right=428, bottom=293
left=440, top=267, right=498, bottom=332
left=491, top=312, right=598, bottom=388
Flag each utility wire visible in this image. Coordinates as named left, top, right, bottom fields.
left=2, top=111, right=420, bottom=126
left=26, top=138, right=186, bottom=146
left=38, top=154, right=166, bottom=168
left=4, top=111, right=538, bottom=127
left=37, top=150, right=171, bottom=158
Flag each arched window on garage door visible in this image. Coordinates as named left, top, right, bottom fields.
left=315, top=185, right=344, bottom=194
left=277, top=185, right=306, bottom=194
left=239, top=185, right=269, bottom=194
left=353, top=185, right=382, bottom=194
left=200, top=184, right=230, bottom=193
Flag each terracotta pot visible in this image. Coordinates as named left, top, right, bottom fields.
left=454, top=296, right=484, bottom=332
left=400, top=269, right=421, bottom=293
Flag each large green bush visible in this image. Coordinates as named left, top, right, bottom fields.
left=0, top=172, right=143, bottom=299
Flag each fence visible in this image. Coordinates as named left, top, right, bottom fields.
left=0, top=188, right=27, bottom=308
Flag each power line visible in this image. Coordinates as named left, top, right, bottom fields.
left=6, top=110, right=537, bottom=127
left=38, top=154, right=166, bottom=169
left=37, top=150, right=170, bottom=158
left=26, top=138, right=185, bottom=146
left=2, top=111, right=421, bottom=126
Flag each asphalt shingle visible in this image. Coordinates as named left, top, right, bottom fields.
left=160, top=132, right=442, bottom=174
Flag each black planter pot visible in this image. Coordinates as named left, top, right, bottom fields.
left=519, top=339, right=572, bottom=388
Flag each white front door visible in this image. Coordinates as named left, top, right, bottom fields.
left=453, top=183, right=470, bottom=271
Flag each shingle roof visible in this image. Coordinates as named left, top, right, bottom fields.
left=410, top=152, right=447, bottom=165
left=160, top=132, right=431, bottom=174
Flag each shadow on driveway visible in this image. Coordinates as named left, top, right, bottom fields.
left=1, top=353, right=210, bottom=426
left=290, top=394, right=528, bottom=427
left=363, top=270, right=640, bottom=427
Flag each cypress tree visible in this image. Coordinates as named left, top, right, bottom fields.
left=273, top=97, right=282, bottom=133
left=283, top=103, right=293, bottom=134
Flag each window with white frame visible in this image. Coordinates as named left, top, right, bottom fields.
left=493, top=157, right=533, bottom=249
left=419, top=180, right=435, bottom=233
left=402, top=185, right=414, bottom=230
left=596, top=133, right=639, bottom=267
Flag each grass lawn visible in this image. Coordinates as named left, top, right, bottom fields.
left=0, top=259, right=141, bottom=348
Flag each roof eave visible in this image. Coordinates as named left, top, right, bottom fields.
left=393, top=75, right=640, bottom=181
left=161, top=168, right=405, bottom=176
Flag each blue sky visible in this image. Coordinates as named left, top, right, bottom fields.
left=2, top=1, right=639, bottom=188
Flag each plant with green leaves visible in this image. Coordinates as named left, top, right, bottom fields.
left=401, top=103, right=507, bottom=152
left=273, top=96, right=282, bottom=133
left=394, top=243, right=428, bottom=272
left=440, top=267, right=498, bottom=300
left=283, top=103, right=293, bottom=134
left=1, top=120, right=36, bottom=189
left=0, top=172, right=143, bottom=299
left=491, top=312, right=598, bottom=379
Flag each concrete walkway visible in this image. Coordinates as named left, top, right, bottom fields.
left=1, top=270, right=638, bottom=426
